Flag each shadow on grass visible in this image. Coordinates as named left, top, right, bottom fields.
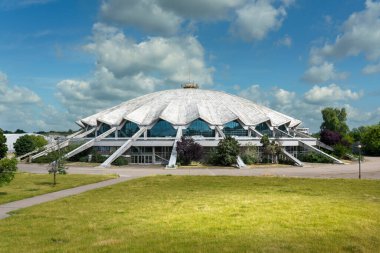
left=0, top=192, right=7, bottom=196
left=34, top=182, right=57, bottom=186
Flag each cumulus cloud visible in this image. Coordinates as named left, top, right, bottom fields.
left=236, top=83, right=371, bottom=132
left=302, top=61, right=348, bottom=83
left=304, top=83, right=362, bottom=104
left=100, top=0, right=293, bottom=41
left=0, top=71, right=41, bottom=104
left=305, top=0, right=380, bottom=78
left=319, top=0, right=380, bottom=61
left=0, top=71, right=73, bottom=131
left=55, top=23, right=214, bottom=119
left=362, top=62, right=380, bottom=74
left=231, top=0, right=288, bottom=41
left=238, top=84, right=270, bottom=106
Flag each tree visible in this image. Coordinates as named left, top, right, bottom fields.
left=214, top=136, right=240, bottom=166
left=0, top=129, right=7, bottom=159
left=320, top=129, right=342, bottom=146
left=14, top=129, right=26, bottom=134
left=361, top=124, right=380, bottom=156
left=320, top=107, right=349, bottom=136
left=0, top=158, right=17, bottom=186
left=30, top=135, right=48, bottom=148
left=14, top=135, right=35, bottom=156
left=176, top=137, right=203, bottom=165
left=13, top=135, right=47, bottom=156
left=260, top=135, right=281, bottom=163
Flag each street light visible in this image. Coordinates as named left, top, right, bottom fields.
left=357, top=144, right=362, bottom=179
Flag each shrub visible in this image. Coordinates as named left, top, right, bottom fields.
left=241, top=144, right=259, bottom=165
left=176, top=137, right=203, bottom=165
left=0, top=158, right=18, bottom=186
left=298, top=152, right=331, bottom=163
left=320, top=130, right=342, bottom=146
left=112, top=156, right=128, bottom=166
left=333, top=143, right=350, bottom=158
left=32, top=144, right=79, bottom=163
left=210, top=136, right=240, bottom=166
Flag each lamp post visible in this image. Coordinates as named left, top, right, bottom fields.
left=358, top=144, right=362, bottom=179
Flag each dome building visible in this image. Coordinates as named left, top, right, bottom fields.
left=31, top=84, right=342, bottom=167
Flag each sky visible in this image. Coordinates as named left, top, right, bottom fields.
left=0, top=0, right=379, bottom=133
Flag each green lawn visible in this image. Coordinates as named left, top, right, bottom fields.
left=0, top=176, right=379, bottom=253
left=0, top=173, right=117, bottom=204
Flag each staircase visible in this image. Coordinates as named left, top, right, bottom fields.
left=298, top=140, right=343, bottom=164
left=64, top=127, right=117, bottom=159
left=281, top=149, right=303, bottom=166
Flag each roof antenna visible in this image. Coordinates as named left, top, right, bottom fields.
left=182, top=58, right=199, bottom=89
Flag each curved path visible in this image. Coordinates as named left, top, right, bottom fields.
left=2, top=157, right=379, bottom=220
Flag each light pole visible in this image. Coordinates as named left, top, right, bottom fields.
left=358, top=144, right=362, bottom=179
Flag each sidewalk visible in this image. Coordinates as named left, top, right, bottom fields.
left=0, top=176, right=133, bottom=219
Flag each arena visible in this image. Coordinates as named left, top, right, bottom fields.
left=31, top=84, right=342, bottom=167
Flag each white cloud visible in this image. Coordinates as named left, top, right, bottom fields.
left=321, top=0, right=380, bottom=61
left=236, top=84, right=375, bottom=132
left=362, top=62, right=380, bottom=74
left=101, top=0, right=182, bottom=35
left=304, top=83, right=362, bottom=104
left=231, top=0, right=288, bottom=41
left=238, top=84, right=270, bottom=106
left=0, top=71, right=41, bottom=104
left=0, top=71, right=73, bottom=132
left=273, top=88, right=295, bottom=105
left=0, top=0, right=56, bottom=10
left=276, top=34, right=292, bottom=47
left=302, top=61, right=348, bottom=83
left=56, top=23, right=214, bottom=119
left=101, top=0, right=293, bottom=41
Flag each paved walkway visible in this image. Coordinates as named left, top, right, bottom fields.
left=18, top=156, right=380, bottom=179
left=0, top=176, right=133, bottom=219
left=2, top=156, right=379, bottom=220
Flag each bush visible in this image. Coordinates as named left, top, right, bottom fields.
left=112, top=156, right=128, bottom=166
left=298, top=152, right=331, bottom=163
left=333, top=143, right=350, bottom=158
left=176, top=137, right=203, bottom=165
left=32, top=144, right=79, bottom=163
left=210, top=136, right=240, bottom=166
left=0, top=158, right=18, bottom=186
left=241, top=144, right=259, bottom=165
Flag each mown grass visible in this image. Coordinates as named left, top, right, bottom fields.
left=0, top=173, right=117, bottom=204
left=0, top=176, right=379, bottom=253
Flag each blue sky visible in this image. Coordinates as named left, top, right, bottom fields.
left=0, top=0, right=379, bottom=132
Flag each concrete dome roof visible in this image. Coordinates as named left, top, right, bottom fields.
left=78, top=88, right=301, bottom=128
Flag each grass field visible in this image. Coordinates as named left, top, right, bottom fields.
left=0, top=176, right=379, bottom=252
left=0, top=173, right=117, bottom=204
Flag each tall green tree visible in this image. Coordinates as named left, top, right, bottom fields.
left=13, top=135, right=47, bottom=156
left=320, top=107, right=349, bottom=136
left=0, top=129, right=7, bottom=159
left=361, top=124, right=380, bottom=156
left=213, top=136, right=240, bottom=166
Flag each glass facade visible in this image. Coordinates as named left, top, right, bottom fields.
left=223, top=120, right=248, bottom=136
left=97, top=123, right=115, bottom=138
left=255, top=122, right=272, bottom=136
left=118, top=121, right=139, bottom=137
left=183, top=119, right=215, bottom=137
left=147, top=119, right=176, bottom=137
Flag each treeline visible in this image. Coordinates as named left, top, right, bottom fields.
left=318, top=107, right=380, bottom=157
left=3, top=129, right=78, bottom=136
